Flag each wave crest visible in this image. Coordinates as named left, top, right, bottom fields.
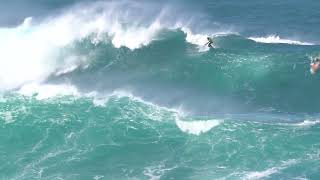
left=248, top=35, right=314, bottom=45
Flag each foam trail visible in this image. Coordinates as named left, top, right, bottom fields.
left=245, top=167, right=278, bottom=180
left=244, top=160, right=297, bottom=180
left=249, top=35, right=314, bottom=45
left=294, top=120, right=320, bottom=126
left=278, top=119, right=320, bottom=127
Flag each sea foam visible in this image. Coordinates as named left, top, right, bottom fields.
left=249, top=35, right=313, bottom=45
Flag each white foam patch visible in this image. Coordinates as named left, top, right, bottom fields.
left=93, top=175, right=104, bottom=180
left=294, top=120, right=320, bottom=127
left=248, top=35, right=313, bottom=45
left=175, top=117, right=222, bottom=135
left=1, top=111, right=15, bottom=124
left=143, top=164, right=176, bottom=180
left=245, top=160, right=297, bottom=180
left=245, top=168, right=278, bottom=180
left=18, top=83, right=80, bottom=100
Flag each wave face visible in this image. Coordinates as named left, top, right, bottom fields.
left=1, top=0, right=320, bottom=179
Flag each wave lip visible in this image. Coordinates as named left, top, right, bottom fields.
left=248, top=35, right=314, bottom=45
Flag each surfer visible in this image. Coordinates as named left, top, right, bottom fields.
left=205, top=37, right=214, bottom=48
left=310, top=57, right=320, bottom=74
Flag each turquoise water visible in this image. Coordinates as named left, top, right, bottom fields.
left=0, top=0, right=320, bottom=179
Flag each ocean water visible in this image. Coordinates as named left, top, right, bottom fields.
left=1, top=0, right=320, bottom=179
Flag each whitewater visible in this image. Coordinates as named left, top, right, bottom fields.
left=0, top=0, right=320, bottom=179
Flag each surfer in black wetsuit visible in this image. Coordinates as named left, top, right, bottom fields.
left=205, top=37, right=214, bottom=48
